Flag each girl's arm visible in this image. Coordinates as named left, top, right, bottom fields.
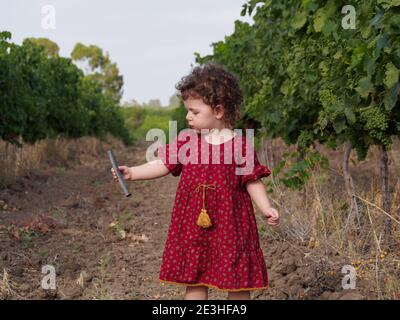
left=130, top=159, right=170, bottom=180
left=245, top=180, right=280, bottom=226
left=112, top=160, right=170, bottom=182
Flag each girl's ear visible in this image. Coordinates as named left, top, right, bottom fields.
left=214, top=104, right=225, bottom=120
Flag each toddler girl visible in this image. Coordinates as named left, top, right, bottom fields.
left=111, top=63, right=280, bottom=300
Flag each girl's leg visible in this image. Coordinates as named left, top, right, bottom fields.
left=227, top=290, right=251, bottom=300
left=184, top=285, right=209, bottom=300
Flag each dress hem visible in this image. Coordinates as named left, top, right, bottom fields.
left=160, top=279, right=268, bottom=292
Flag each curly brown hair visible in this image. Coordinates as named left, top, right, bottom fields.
left=175, top=62, right=243, bottom=128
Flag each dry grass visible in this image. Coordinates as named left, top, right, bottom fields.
left=1, top=133, right=399, bottom=299
left=0, top=134, right=126, bottom=187
left=0, top=269, right=17, bottom=299
left=261, top=136, right=400, bottom=299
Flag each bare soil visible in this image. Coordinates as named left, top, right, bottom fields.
left=0, top=140, right=375, bottom=300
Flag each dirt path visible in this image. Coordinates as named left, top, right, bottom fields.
left=0, top=141, right=366, bottom=300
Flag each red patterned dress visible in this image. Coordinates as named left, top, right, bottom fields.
left=156, top=129, right=271, bottom=292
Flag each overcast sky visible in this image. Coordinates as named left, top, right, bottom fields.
left=1, top=0, right=253, bottom=106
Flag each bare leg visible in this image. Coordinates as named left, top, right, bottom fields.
left=184, top=286, right=209, bottom=300
left=227, top=291, right=251, bottom=300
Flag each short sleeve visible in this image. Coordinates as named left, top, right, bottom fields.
left=238, top=138, right=271, bottom=187
left=157, top=136, right=183, bottom=177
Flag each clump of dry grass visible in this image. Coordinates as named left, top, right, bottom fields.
left=0, top=134, right=126, bottom=187
left=0, top=269, right=16, bottom=299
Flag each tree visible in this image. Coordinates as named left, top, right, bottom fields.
left=0, top=32, right=132, bottom=147
left=24, top=37, right=60, bottom=57
left=169, top=93, right=180, bottom=108
left=71, top=43, right=123, bottom=104
left=145, top=99, right=162, bottom=107
left=194, top=0, right=400, bottom=247
left=122, top=99, right=141, bottom=107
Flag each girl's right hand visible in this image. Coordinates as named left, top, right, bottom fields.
left=111, top=166, right=132, bottom=181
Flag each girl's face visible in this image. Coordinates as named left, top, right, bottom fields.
left=184, top=97, right=225, bottom=132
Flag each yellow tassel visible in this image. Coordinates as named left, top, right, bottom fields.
left=194, top=183, right=216, bottom=229
left=197, top=208, right=212, bottom=228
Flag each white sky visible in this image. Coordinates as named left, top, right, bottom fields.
left=1, top=0, right=254, bottom=106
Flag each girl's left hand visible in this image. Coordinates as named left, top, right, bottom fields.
left=263, top=207, right=280, bottom=227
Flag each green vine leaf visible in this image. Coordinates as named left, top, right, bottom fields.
left=384, top=62, right=399, bottom=88
left=291, top=11, right=307, bottom=30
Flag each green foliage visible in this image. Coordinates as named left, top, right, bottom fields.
left=195, top=0, right=400, bottom=188
left=171, top=100, right=189, bottom=133
left=0, top=32, right=132, bottom=146
left=71, top=43, right=124, bottom=104
left=267, top=149, right=329, bottom=191
left=120, top=105, right=180, bottom=143
left=24, top=37, right=60, bottom=57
